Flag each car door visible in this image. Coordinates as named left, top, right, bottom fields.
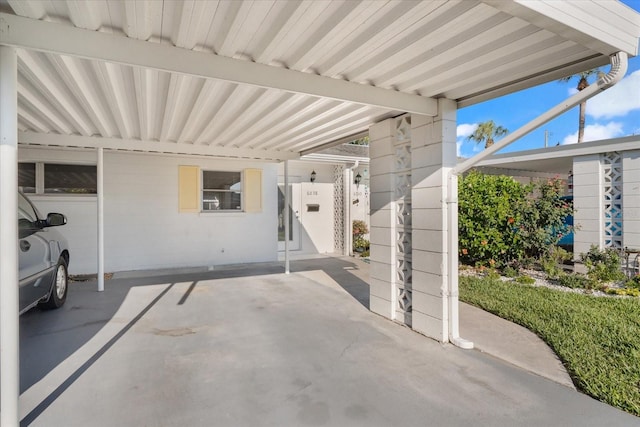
left=18, top=193, right=53, bottom=311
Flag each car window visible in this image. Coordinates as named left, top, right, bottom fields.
left=18, top=193, right=38, bottom=222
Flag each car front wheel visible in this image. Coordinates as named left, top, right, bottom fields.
left=40, top=257, right=68, bottom=310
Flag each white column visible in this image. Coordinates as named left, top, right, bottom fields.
left=410, top=99, right=457, bottom=342
left=284, top=160, right=290, bottom=274
left=97, top=147, right=105, bottom=291
left=0, top=45, right=20, bottom=427
left=346, top=168, right=354, bottom=256
left=368, top=119, right=397, bottom=319
left=572, top=155, right=603, bottom=259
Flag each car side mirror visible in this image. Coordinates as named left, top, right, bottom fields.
left=45, top=213, right=67, bottom=227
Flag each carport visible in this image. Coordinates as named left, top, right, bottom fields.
left=1, top=1, right=639, bottom=425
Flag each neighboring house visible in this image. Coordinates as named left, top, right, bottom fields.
left=475, top=135, right=640, bottom=259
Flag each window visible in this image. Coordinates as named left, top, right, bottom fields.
left=18, top=162, right=97, bottom=195
left=18, top=163, right=36, bottom=193
left=44, top=164, right=97, bottom=194
left=202, top=171, right=242, bottom=211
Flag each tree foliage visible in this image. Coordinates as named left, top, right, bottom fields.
left=466, top=120, right=508, bottom=148
left=458, top=170, right=573, bottom=267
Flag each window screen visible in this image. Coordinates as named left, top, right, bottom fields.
left=18, top=163, right=36, bottom=193
left=202, top=171, right=242, bottom=211
left=44, top=164, right=97, bottom=194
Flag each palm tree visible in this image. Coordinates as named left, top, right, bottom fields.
left=466, top=120, right=508, bottom=149
left=559, top=69, right=601, bottom=143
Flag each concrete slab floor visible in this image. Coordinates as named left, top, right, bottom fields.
left=16, top=257, right=639, bottom=426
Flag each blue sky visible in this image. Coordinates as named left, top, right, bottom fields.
left=457, top=0, right=640, bottom=157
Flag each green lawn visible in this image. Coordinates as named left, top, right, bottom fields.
left=460, top=276, right=640, bottom=416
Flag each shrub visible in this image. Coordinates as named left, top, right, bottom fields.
left=352, top=220, right=368, bottom=237
left=515, top=275, right=535, bottom=285
left=502, top=266, right=519, bottom=278
left=626, top=275, right=640, bottom=290
left=485, top=269, right=501, bottom=280
left=606, top=288, right=640, bottom=297
left=458, top=171, right=527, bottom=267
left=352, top=220, right=370, bottom=254
left=581, top=245, right=626, bottom=282
left=517, top=178, right=574, bottom=260
left=458, top=171, right=573, bottom=268
left=353, top=236, right=370, bottom=253
left=555, top=273, right=594, bottom=289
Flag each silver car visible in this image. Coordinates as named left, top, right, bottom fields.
left=18, top=191, right=70, bottom=314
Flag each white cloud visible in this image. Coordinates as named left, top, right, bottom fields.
left=568, top=87, right=578, bottom=96
left=586, top=70, right=640, bottom=119
left=456, top=123, right=478, bottom=138
left=561, top=122, right=624, bottom=145
left=456, top=123, right=480, bottom=157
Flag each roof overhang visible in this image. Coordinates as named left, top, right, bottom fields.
left=474, top=135, right=640, bottom=175
left=0, top=0, right=638, bottom=160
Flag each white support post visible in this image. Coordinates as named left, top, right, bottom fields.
left=345, top=168, right=353, bottom=256
left=97, top=147, right=104, bottom=291
left=284, top=160, right=290, bottom=274
left=0, top=44, right=20, bottom=427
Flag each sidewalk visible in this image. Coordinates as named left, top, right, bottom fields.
left=293, top=255, right=575, bottom=389
left=459, top=302, right=575, bottom=389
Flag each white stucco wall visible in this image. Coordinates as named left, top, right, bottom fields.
left=278, top=161, right=336, bottom=255
left=19, top=147, right=278, bottom=275
left=277, top=160, right=371, bottom=256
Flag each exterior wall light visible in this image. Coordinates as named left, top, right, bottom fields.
left=310, top=170, right=316, bottom=182
left=354, top=172, right=362, bottom=187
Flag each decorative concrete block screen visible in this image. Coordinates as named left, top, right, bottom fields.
left=602, top=152, right=623, bottom=249
left=333, top=164, right=344, bottom=252
left=394, top=116, right=413, bottom=326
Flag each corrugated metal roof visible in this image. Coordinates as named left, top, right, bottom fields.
left=1, top=0, right=638, bottom=160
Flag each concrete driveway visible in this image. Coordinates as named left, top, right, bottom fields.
left=18, top=257, right=638, bottom=426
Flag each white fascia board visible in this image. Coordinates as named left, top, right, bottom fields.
left=0, top=13, right=437, bottom=116
left=299, top=130, right=370, bottom=157
left=299, top=154, right=370, bottom=165
left=484, top=0, right=640, bottom=56
left=476, top=135, right=640, bottom=168
left=18, top=131, right=300, bottom=161
left=457, top=55, right=608, bottom=108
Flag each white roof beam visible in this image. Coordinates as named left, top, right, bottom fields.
left=18, top=131, right=299, bottom=161
left=0, top=12, right=437, bottom=116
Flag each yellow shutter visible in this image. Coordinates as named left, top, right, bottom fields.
left=244, top=168, right=262, bottom=213
left=178, top=165, right=199, bottom=213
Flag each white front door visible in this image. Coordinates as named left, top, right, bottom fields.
left=278, top=177, right=301, bottom=251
